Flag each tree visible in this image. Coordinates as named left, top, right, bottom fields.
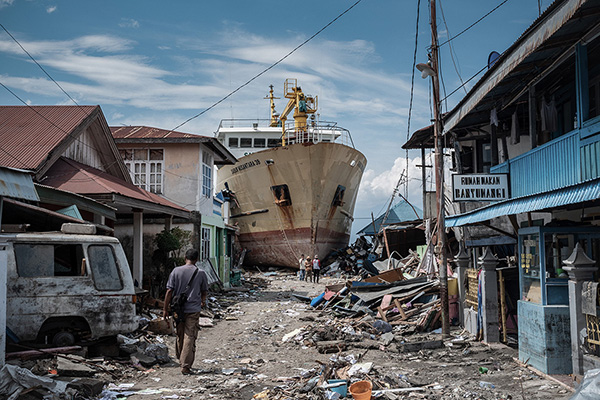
left=150, top=227, right=193, bottom=298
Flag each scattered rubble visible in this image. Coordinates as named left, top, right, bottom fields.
left=2, top=264, right=574, bottom=400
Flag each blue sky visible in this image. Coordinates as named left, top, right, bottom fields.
left=0, top=0, right=553, bottom=238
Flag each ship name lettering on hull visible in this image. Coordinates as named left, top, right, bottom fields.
left=231, top=159, right=261, bottom=175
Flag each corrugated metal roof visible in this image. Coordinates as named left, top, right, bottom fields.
left=43, top=157, right=190, bottom=216
left=0, top=166, right=39, bottom=201
left=446, top=177, right=600, bottom=227
left=0, top=105, right=96, bottom=170
left=111, top=126, right=209, bottom=140
left=404, top=0, right=600, bottom=148
left=442, top=0, right=588, bottom=134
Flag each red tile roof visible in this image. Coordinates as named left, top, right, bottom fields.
left=111, top=126, right=210, bottom=140
left=44, top=157, right=189, bottom=214
left=0, top=105, right=97, bottom=170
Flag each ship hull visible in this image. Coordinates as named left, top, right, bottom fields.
left=217, top=141, right=366, bottom=268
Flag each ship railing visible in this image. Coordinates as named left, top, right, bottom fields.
left=283, top=122, right=355, bottom=148
left=217, top=119, right=274, bottom=129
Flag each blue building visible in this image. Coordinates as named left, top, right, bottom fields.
left=405, top=0, right=600, bottom=376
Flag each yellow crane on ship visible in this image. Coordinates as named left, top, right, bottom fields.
left=266, top=79, right=318, bottom=146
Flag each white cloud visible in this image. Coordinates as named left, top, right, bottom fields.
left=46, top=6, right=57, bottom=13
left=0, top=0, right=13, bottom=9
left=119, top=18, right=140, bottom=29
left=0, top=35, right=133, bottom=56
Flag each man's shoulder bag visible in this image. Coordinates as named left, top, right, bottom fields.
left=170, top=268, right=199, bottom=323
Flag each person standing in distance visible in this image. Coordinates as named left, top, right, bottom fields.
left=163, top=249, right=208, bottom=375
left=298, top=254, right=306, bottom=281
left=312, top=255, right=321, bottom=283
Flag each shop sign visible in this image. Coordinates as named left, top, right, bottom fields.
left=452, top=173, right=509, bottom=202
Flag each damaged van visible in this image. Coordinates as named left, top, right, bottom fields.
left=2, top=224, right=138, bottom=346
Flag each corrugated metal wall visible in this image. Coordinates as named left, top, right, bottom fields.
left=581, top=138, right=600, bottom=182
left=508, top=130, right=580, bottom=197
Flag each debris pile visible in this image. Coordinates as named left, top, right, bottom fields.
left=323, top=236, right=432, bottom=282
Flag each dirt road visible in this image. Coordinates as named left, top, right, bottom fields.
left=103, top=270, right=574, bottom=400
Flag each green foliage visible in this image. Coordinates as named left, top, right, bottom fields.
left=150, top=227, right=193, bottom=298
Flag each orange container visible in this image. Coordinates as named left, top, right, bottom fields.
left=349, top=380, right=372, bottom=400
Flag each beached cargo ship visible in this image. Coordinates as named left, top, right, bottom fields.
left=216, top=79, right=366, bottom=268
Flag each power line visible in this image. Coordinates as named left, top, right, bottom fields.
left=440, top=59, right=493, bottom=103
left=168, top=0, right=363, bottom=133
left=0, top=23, right=193, bottom=186
left=405, top=0, right=421, bottom=199
left=437, top=0, right=510, bottom=48
left=0, top=23, right=81, bottom=107
left=438, top=0, right=468, bottom=99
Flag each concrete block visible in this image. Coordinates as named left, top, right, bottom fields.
left=56, top=358, right=96, bottom=377
left=518, top=300, right=571, bottom=375
left=67, top=378, right=106, bottom=397
left=398, top=339, right=443, bottom=352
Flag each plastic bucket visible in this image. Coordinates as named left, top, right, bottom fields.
left=349, top=380, right=372, bottom=400
left=328, top=379, right=348, bottom=397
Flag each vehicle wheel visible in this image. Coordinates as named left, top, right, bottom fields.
left=52, top=331, right=76, bottom=347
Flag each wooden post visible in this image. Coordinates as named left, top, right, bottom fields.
left=491, top=123, right=499, bottom=166
left=382, top=228, right=391, bottom=260
left=430, top=0, right=450, bottom=337
left=529, top=86, right=537, bottom=148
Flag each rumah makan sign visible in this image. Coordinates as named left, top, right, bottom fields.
left=452, top=173, right=509, bottom=202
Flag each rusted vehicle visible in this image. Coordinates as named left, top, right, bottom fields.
left=2, top=224, right=138, bottom=346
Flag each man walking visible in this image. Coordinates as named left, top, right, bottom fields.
left=312, top=255, right=321, bottom=283
left=163, top=249, right=208, bottom=375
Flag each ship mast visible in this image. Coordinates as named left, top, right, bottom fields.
left=265, top=85, right=280, bottom=127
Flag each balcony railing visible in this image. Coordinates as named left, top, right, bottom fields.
left=490, top=122, right=600, bottom=198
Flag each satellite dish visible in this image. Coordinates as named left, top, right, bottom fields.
left=488, top=51, right=500, bottom=69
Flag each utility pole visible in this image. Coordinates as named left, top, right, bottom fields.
left=430, top=0, right=450, bottom=337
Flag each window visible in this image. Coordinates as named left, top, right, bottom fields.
left=15, top=243, right=85, bottom=277
left=267, top=138, right=282, bottom=148
left=271, top=184, right=292, bottom=206
left=201, top=227, right=211, bottom=260
left=119, top=148, right=164, bottom=194
left=228, top=137, right=239, bottom=148
left=240, top=138, right=252, bottom=148
left=202, top=151, right=212, bottom=197
left=87, top=245, right=123, bottom=291
left=253, top=138, right=266, bottom=148
left=332, top=185, right=346, bottom=207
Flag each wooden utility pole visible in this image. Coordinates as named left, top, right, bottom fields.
left=430, top=0, right=450, bottom=337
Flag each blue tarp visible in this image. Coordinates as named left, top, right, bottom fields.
left=357, top=200, right=422, bottom=235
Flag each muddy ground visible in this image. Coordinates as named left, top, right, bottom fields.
left=67, top=271, right=578, bottom=399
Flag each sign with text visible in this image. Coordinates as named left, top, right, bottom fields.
left=452, top=173, right=509, bottom=202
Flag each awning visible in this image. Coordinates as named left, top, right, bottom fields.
left=446, top=177, right=600, bottom=227
left=1, top=197, right=113, bottom=233
left=0, top=167, right=39, bottom=201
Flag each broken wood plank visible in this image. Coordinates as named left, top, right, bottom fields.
left=377, top=294, right=393, bottom=319
left=397, top=339, right=443, bottom=352
left=394, top=299, right=407, bottom=320
left=6, top=346, right=83, bottom=360
left=315, top=340, right=347, bottom=354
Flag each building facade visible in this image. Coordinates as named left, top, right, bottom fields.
left=406, top=0, right=600, bottom=376
left=111, top=126, right=237, bottom=286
